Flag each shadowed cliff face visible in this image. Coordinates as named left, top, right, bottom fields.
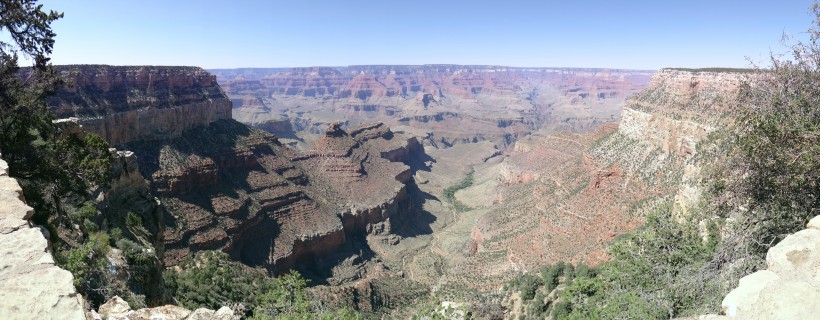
left=47, top=65, right=232, bottom=146
left=124, top=119, right=425, bottom=282
left=210, top=65, right=654, bottom=149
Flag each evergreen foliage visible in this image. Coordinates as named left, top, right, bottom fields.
left=165, top=251, right=361, bottom=319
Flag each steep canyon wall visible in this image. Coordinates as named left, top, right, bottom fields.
left=48, top=65, right=232, bottom=146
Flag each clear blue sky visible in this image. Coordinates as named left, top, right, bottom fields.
left=37, top=0, right=815, bottom=69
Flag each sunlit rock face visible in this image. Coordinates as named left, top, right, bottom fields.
left=210, top=65, right=654, bottom=149
left=48, top=65, right=232, bottom=146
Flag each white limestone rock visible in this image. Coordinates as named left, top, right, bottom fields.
left=721, top=270, right=779, bottom=317
left=766, top=228, right=820, bottom=283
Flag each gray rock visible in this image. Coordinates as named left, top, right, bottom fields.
left=0, top=228, right=86, bottom=320
left=187, top=308, right=216, bottom=320
left=739, top=280, right=820, bottom=320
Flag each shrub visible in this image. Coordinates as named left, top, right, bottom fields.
left=125, top=211, right=143, bottom=229
left=63, top=232, right=111, bottom=305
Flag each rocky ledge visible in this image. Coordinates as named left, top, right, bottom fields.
left=689, top=216, right=820, bottom=319
left=92, top=296, right=237, bottom=320
left=48, top=65, right=232, bottom=146
left=0, top=158, right=86, bottom=319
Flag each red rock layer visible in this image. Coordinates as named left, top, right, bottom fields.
left=125, top=120, right=422, bottom=277
left=47, top=65, right=232, bottom=146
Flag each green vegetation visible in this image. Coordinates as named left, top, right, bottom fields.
left=63, top=232, right=110, bottom=304
left=555, top=204, right=720, bottom=318
left=165, top=251, right=360, bottom=319
left=503, top=260, right=591, bottom=319
left=443, top=168, right=475, bottom=211
left=504, top=204, right=718, bottom=319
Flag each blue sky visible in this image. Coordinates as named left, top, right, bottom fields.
left=38, top=0, right=815, bottom=69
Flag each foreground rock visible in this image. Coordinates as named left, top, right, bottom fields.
left=690, top=216, right=820, bottom=319
left=0, top=158, right=86, bottom=319
left=95, top=296, right=238, bottom=320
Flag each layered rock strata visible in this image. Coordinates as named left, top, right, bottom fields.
left=0, top=158, right=86, bottom=319
left=619, top=69, right=746, bottom=217
left=125, top=120, right=420, bottom=279
left=618, top=68, right=746, bottom=157
left=406, top=69, right=748, bottom=294
left=211, top=65, right=654, bottom=149
left=48, top=65, right=231, bottom=146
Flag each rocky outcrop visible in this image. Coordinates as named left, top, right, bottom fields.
left=94, top=296, right=237, bottom=320
left=124, top=119, right=422, bottom=282
left=618, top=69, right=748, bottom=218
left=618, top=68, right=746, bottom=158
left=693, top=216, right=820, bottom=319
left=48, top=65, right=232, bottom=146
left=0, top=158, right=87, bottom=319
left=213, top=65, right=654, bottom=149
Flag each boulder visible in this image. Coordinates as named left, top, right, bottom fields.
left=714, top=215, right=820, bottom=319
left=808, top=215, right=820, bottom=231
left=720, top=270, right=779, bottom=317
left=766, top=228, right=820, bottom=283
left=98, top=296, right=130, bottom=316
left=0, top=228, right=86, bottom=320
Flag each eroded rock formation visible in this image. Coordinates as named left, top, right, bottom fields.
left=211, top=65, right=654, bottom=149
left=123, top=119, right=421, bottom=280
left=386, top=69, right=748, bottom=295
left=44, top=65, right=428, bottom=286
left=619, top=68, right=745, bottom=157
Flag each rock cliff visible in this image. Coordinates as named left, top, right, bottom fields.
left=387, top=69, right=750, bottom=296
left=618, top=68, right=745, bottom=157
left=0, top=158, right=87, bottom=319
left=48, top=65, right=232, bottom=146
left=43, top=65, right=428, bottom=287
left=619, top=69, right=746, bottom=217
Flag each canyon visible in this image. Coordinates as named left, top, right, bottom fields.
left=353, top=68, right=749, bottom=303
left=8, top=63, right=812, bottom=318
left=209, top=65, right=654, bottom=150
left=47, top=65, right=428, bottom=285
